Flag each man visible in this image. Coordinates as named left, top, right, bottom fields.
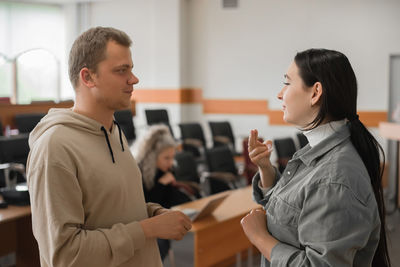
left=27, top=27, right=191, bottom=267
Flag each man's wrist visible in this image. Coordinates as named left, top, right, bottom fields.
left=140, top=217, right=156, bottom=238
left=140, top=219, right=151, bottom=238
left=155, top=208, right=168, bottom=216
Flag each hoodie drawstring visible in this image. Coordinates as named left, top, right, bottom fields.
left=113, top=120, right=125, bottom=152
left=101, top=126, right=115, bottom=163
left=100, top=122, right=125, bottom=163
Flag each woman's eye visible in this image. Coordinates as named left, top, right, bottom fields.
left=283, top=82, right=290, bottom=86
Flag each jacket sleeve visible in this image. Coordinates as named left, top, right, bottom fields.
left=252, top=167, right=281, bottom=206
left=28, top=162, right=147, bottom=267
left=269, top=183, right=380, bottom=267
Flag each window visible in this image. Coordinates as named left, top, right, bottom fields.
left=0, top=53, right=12, bottom=100
left=0, top=2, right=73, bottom=104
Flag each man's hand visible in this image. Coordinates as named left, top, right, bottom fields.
left=140, top=210, right=192, bottom=240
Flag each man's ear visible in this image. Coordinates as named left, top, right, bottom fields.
left=80, top=68, right=96, bottom=88
left=311, top=82, right=323, bottom=106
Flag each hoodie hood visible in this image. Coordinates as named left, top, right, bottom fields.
left=30, top=108, right=125, bottom=163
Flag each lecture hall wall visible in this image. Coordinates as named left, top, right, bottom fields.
left=87, top=0, right=400, bottom=152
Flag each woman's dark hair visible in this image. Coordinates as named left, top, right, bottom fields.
left=294, top=48, right=390, bottom=267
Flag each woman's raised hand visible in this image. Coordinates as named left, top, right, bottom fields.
left=248, top=129, right=273, bottom=170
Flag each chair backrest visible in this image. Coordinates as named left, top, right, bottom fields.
left=145, top=109, right=170, bottom=124
left=273, top=137, right=296, bottom=173
left=296, top=132, right=309, bottom=148
left=179, top=122, right=207, bottom=158
left=145, top=109, right=174, bottom=136
left=0, top=134, right=30, bottom=164
left=174, top=151, right=200, bottom=183
left=208, top=121, right=235, bottom=149
left=0, top=120, right=3, bottom=136
left=15, top=113, right=46, bottom=133
left=179, top=122, right=206, bottom=145
left=205, top=146, right=237, bottom=175
left=114, top=109, right=136, bottom=142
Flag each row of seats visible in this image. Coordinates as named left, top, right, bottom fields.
left=0, top=109, right=308, bottom=195
left=174, top=146, right=247, bottom=196
left=114, top=109, right=311, bottom=194
left=174, top=133, right=309, bottom=196
left=0, top=113, right=48, bottom=191
left=0, top=113, right=46, bottom=188
left=116, top=109, right=246, bottom=195
left=0, top=134, right=29, bottom=188
left=115, top=109, right=239, bottom=155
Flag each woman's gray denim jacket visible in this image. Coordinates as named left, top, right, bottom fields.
left=253, top=124, right=380, bottom=267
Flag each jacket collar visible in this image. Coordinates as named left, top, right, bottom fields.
left=293, top=123, right=351, bottom=167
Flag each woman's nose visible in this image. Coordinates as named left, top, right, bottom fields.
left=277, top=86, right=285, bottom=100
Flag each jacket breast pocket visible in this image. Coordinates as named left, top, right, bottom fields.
left=266, top=196, right=301, bottom=247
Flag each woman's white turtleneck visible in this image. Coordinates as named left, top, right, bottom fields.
left=303, top=119, right=346, bottom=148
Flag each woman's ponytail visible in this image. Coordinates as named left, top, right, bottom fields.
left=349, top=118, right=391, bottom=267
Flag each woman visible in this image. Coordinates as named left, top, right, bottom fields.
left=132, top=124, right=194, bottom=260
left=133, top=124, right=194, bottom=208
left=241, top=49, right=390, bottom=267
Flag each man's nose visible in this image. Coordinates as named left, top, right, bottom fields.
left=128, top=72, right=139, bottom=85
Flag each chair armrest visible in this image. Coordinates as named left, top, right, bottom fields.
left=183, top=138, right=203, bottom=148
left=173, top=181, right=201, bottom=200
left=0, top=163, right=26, bottom=188
left=178, top=181, right=201, bottom=191
left=201, top=171, right=237, bottom=182
left=213, top=136, right=231, bottom=145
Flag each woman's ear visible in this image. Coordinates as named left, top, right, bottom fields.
left=311, top=82, right=323, bottom=106
left=79, top=68, right=96, bottom=88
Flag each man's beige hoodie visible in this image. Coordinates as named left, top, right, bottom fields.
left=27, top=108, right=163, bottom=267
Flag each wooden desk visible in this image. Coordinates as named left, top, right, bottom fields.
left=379, top=122, right=400, bottom=208
left=0, top=201, right=40, bottom=266
left=173, top=186, right=261, bottom=267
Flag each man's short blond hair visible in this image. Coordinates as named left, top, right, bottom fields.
left=68, top=27, right=132, bottom=88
